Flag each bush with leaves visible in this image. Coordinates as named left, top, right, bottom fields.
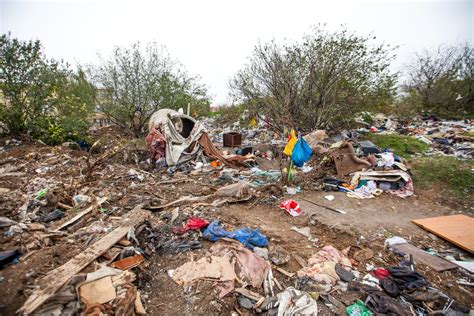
left=90, top=42, right=210, bottom=137
left=0, top=33, right=95, bottom=143
left=230, top=26, right=398, bottom=131
left=403, top=43, right=473, bottom=118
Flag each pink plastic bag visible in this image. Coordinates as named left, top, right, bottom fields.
left=279, top=199, right=301, bottom=217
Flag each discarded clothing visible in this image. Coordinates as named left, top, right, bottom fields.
left=381, top=266, right=429, bottom=296
left=202, top=220, right=268, bottom=249
left=279, top=199, right=301, bottom=217
left=370, top=268, right=390, bottom=280
left=211, top=239, right=270, bottom=289
left=145, top=127, right=166, bottom=160
left=297, top=246, right=352, bottom=284
left=214, top=181, right=250, bottom=198
left=277, top=287, right=318, bottom=316
left=365, top=292, right=409, bottom=315
left=347, top=180, right=381, bottom=199
left=157, top=239, right=202, bottom=254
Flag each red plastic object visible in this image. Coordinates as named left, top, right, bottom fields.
left=279, top=199, right=301, bottom=217
left=185, top=217, right=209, bottom=231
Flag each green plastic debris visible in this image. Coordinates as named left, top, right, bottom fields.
left=346, top=300, right=372, bottom=316
left=35, top=189, right=48, bottom=200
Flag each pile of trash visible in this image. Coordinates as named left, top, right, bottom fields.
left=145, top=109, right=255, bottom=169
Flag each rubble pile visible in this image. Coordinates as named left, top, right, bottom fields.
left=0, top=110, right=472, bottom=315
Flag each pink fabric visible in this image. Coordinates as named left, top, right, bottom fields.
left=145, top=127, right=166, bottom=160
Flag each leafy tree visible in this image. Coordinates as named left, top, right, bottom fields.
left=404, top=43, right=473, bottom=117
left=0, top=33, right=95, bottom=143
left=230, top=26, right=397, bottom=131
left=91, top=42, right=210, bottom=137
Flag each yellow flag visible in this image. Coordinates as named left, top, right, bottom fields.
left=283, top=129, right=297, bottom=156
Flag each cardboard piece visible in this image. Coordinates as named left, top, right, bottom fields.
left=412, top=215, right=474, bottom=254
left=79, top=276, right=116, bottom=305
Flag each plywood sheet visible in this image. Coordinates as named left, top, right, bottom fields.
left=412, top=215, right=474, bottom=254
left=392, top=243, right=458, bottom=272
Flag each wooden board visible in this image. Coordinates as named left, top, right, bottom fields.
left=412, top=215, right=474, bottom=254
left=18, top=206, right=150, bottom=315
left=392, top=243, right=458, bottom=272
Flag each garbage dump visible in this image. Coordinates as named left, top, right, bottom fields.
left=0, top=111, right=472, bottom=315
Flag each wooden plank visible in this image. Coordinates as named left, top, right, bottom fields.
left=392, top=243, right=458, bottom=272
left=54, top=197, right=107, bottom=231
left=412, top=215, right=474, bottom=254
left=18, top=206, right=150, bottom=315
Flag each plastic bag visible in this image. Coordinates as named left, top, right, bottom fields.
left=202, top=220, right=268, bottom=249
left=291, top=138, right=312, bottom=167
left=283, top=130, right=297, bottom=156
left=346, top=300, right=372, bottom=316
left=279, top=199, right=301, bottom=217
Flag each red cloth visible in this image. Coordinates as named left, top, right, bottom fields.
left=371, top=268, right=390, bottom=280
left=185, top=217, right=209, bottom=231
left=145, top=127, right=166, bottom=160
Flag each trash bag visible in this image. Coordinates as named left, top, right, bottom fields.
left=283, top=130, right=297, bottom=156
left=202, top=220, right=269, bottom=249
left=291, top=138, right=312, bottom=167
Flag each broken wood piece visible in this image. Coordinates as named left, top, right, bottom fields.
left=111, top=254, right=144, bottom=270
left=293, top=254, right=307, bottom=268
left=54, top=197, right=107, bottom=231
left=18, top=206, right=150, bottom=315
left=101, top=247, right=122, bottom=261
left=273, top=277, right=283, bottom=291
left=57, top=202, right=73, bottom=210
left=234, top=287, right=263, bottom=301
left=273, top=266, right=294, bottom=277
left=146, top=195, right=202, bottom=210
left=118, top=239, right=132, bottom=246
left=156, top=178, right=188, bottom=185
left=135, top=291, right=146, bottom=315
left=299, top=197, right=346, bottom=214
left=391, top=243, right=458, bottom=272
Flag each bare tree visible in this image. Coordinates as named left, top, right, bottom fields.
left=230, top=26, right=397, bottom=131
left=405, top=43, right=473, bottom=116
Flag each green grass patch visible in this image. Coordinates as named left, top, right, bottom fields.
left=365, top=134, right=430, bottom=157
left=411, top=156, right=474, bottom=202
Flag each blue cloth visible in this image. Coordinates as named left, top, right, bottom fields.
left=291, top=138, right=312, bottom=167
left=202, top=220, right=268, bottom=249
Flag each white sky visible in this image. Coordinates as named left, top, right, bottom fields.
left=1, top=0, right=473, bottom=105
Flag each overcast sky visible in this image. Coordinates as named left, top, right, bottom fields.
left=1, top=0, right=473, bottom=104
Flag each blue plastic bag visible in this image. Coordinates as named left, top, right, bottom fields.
left=202, top=220, right=268, bottom=249
left=291, top=138, right=312, bottom=167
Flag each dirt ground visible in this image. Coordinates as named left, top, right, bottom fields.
left=0, top=140, right=472, bottom=315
